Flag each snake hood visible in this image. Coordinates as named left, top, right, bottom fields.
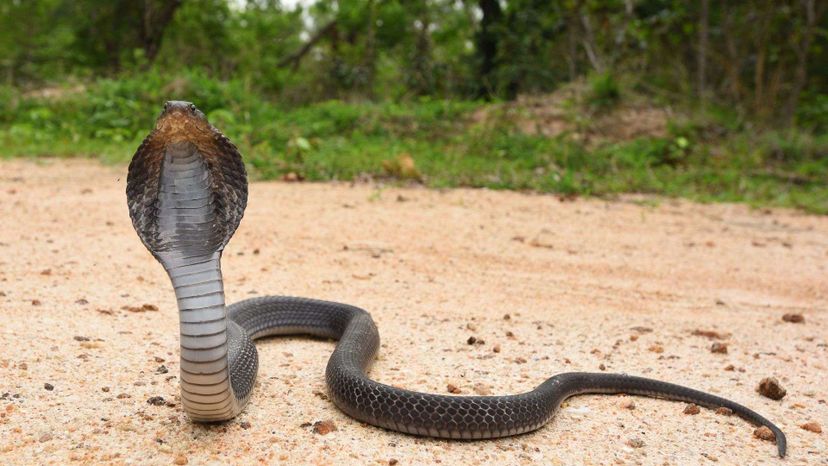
left=126, top=101, right=248, bottom=261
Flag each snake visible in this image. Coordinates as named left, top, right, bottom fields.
left=126, top=101, right=787, bottom=457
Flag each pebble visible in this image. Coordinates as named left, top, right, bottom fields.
left=800, top=421, right=822, bottom=433
left=619, top=399, right=635, bottom=410
left=753, top=426, right=775, bottom=441
left=492, top=344, right=501, bottom=353
left=683, top=403, right=701, bottom=415
left=173, top=455, right=188, bottom=465
left=626, top=438, right=645, bottom=448
left=239, top=421, right=251, bottom=429
left=147, top=396, right=166, bottom=406
left=782, top=313, right=804, bottom=323
left=710, top=342, right=728, bottom=354
left=312, top=420, right=337, bottom=435
left=648, top=344, right=664, bottom=353
left=692, top=329, right=727, bottom=340
left=43, top=383, right=54, bottom=391
left=756, top=377, right=786, bottom=400
left=446, top=384, right=462, bottom=394
left=714, top=407, right=733, bottom=416
left=125, top=303, right=159, bottom=313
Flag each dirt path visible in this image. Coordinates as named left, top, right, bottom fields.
left=1, top=159, right=825, bottom=465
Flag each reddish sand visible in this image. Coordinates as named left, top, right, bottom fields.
left=0, top=159, right=825, bottom=465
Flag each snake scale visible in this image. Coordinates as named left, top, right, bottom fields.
left=126, top=101, right=786, bottom=457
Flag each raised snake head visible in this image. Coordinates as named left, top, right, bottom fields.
left=126, top=101, right=248, bottom=265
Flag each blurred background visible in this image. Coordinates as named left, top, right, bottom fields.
left=0, top=0, right=825, bottom=213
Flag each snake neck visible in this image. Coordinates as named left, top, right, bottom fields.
left=156, top=143, right=243, bottom=420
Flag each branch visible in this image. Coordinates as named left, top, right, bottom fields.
left=277, top=20, right=337, bottom=71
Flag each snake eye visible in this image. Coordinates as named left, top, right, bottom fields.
left=188, top=103, right=196, bottom=112
left=163, top=102, right=170, bottom=111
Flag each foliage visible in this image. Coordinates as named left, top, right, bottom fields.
left=0, top=1, right=826, bottom=214
left=587, top=73, right=621, bottom=109
left=1, top=72, right=825, bottom=213
left=1, top=1, right=823, bottom=123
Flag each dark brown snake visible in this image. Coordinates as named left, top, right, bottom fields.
left=125, top=101, right=786, bottom=457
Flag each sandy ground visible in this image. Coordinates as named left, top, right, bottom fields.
left=0, top=158, right=826, bottom=466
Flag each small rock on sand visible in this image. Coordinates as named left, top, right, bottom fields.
left=715, top=407, right=733, bottom=416
left=446, top=384, right=462, bottom=394
left=710, top=342, right=728, bottom=354
left=757, top=378, right=787, bottom=400
left=313, top=420, right=337, bottom=435
left=781, top=313, right=804, bottom=323
left=619, top=399, right=635, bottom=410
left=692, top=329, right=728, bottom=340
left=753, top=426, right=775, bottom=442
left=800, top=422, right=822, bottom=433
left=626, top=438, right=645, bottom=448
left=124, top=303, right=158, bottom=313
left=147, top=396, right=166, bottom=406
left=648, top=344, right=664, bottom=353
left=173, top=454, right=188, bottom=465
left=683, top=404, right=701, bottom=415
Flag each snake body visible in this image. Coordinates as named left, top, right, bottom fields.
left=127, top=101, right=786, bottom=457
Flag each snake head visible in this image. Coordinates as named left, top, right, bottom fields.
left=127, top=101, right=248, bottom=263
left=154, top=101, right=212, bottom=142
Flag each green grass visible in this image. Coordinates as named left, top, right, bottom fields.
left=1, top=71, right=826, bottom=214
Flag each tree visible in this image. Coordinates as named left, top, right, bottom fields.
left=475, top=0, right=504, bottom=99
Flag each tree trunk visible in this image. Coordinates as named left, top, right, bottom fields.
left=579, top=10, right=603, bottom=72
left=782, top=0, right=823, bottom=127
left=475, top=0, right=503, bottom=99
left=752, top=0, right=774, bottom=119
left=362, top=0, right=377, bottom=96
left=696, top=0, right=709, bottom=103
left=141, top=0, right=183, bottom=64
left=412, top=5, right=434, bottom=96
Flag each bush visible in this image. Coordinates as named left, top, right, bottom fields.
left=0, top=70, right=826, bottom=214
left=587, top=72, right=621, bottom=108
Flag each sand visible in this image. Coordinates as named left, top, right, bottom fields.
left=0, top=158, right=825, bottom=465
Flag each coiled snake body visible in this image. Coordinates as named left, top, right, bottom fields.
left=126, top=102, right=786, bottom=457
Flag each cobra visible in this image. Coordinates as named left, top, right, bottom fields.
left=126, top=101, right=786, bottom=457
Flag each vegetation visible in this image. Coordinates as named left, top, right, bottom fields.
left=0, top=1, right=825, bottom=213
